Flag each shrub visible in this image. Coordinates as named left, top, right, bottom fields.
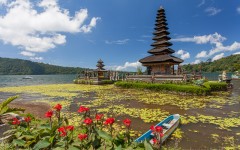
left=5, top=104, right=156, bottom=149
left=115, top=81, right=211, bottom=95
left=101, top=80, right=114, bottom=84
left=203, top=82, right=227, bottom=91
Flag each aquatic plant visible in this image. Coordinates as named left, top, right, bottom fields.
left=0, top=96, right=25, bottom=124
left=4, top=104, right=156, bottom=149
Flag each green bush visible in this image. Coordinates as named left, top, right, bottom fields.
left=115, top=81, right=210, bottom=95
left=203, top=82, right=227, bottom=91
left=101, top=80, right=114, bottom=84
left=5, top=104, right=153, bottom=150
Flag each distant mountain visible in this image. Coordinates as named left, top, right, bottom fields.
left=182, top=54, right=240, bottom=73
left=0, top=57, right=87, bottom=75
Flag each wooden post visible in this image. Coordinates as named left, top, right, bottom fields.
left=172, top=65, right=174, bottom=75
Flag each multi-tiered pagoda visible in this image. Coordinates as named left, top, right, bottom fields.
left=96, top=59, right=105, bottom=70
left=139, top=6, right=183, bottom=75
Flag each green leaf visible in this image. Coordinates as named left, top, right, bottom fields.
left=144, top=140, right=153, bottom=150
left=96, top=129, right=113, bottom=141
left=3, top=129, right=16, bottom=135
left=33, top=139, right=51, bottom=150
left=19, top=135, right=35, bottom=140
left=5, top=107, right=25, bottom=113
left=68, top=145, right=80, bottom=150
left=39, top=124, right=51, bottom=129
left=49, top=135, right=55, bottom=144
left=115, top=145, right=122, bottom=150
left=0, top=96, right=18, bottom=110
left=12, top=139, right=26, bottom=147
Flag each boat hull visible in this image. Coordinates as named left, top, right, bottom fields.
left=135, top=114, right=180, bottom=143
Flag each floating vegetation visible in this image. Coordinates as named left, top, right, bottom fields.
left=182, top=114, right=240, bottom=131
left=0, top=83, right=239, bottom=148
left=211, top=134, right=220, bottom=143
left=171, top=128, right=183, bottom=140
left=97, top=105, right=169, bottom=123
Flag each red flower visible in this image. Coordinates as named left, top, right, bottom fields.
left=45, top=110, right=53, bottom=118
left=84, top=118, right=93, bottom=125
left=123, top=118, right=131, bottom=127
left=54, top=104, right=62, bottom=111
left=12, top=118, right=20, bottom=125
left=155, top=126, right=163, bottom=133
left=78, top=106, right=90, bottom=113
left=24, top=116, right=31, bottom=123
left=66, top=125, right=74, bottom=131
left=152, top=138, right=158, bottom=144
left=58, top=127, right=67, bottom=137
left=160, top=133, right=164, bottom=138
left=95, top=114, right=104, bottom=121
left=104, top=117, right=115, bottom=125
left=150, top=125, right=155, bottom=131
left=150, top=125, right=163, bottom=133
left=78, top=133, right=88, bottom=141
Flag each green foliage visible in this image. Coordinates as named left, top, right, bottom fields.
left=0, top=96, right=25, bottom=121
left=115, top=81, right=211, bottom=95
left=182, top=54, right=240, bottom=73
left=136, top=67, right=143, bottom=75
left=7, top=106, right=151, bottom=150
left=0, top=57, right=86, bottom=75
left=101, top=80, right=114, bottom=84
left=203, top=82, right=227, bottom=91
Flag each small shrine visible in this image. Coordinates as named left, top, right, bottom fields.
left=139, top=6, right=183, bottom=75
left=74, top=59, right=122, bottom=84
left=94, top=59, right=109, bottom=81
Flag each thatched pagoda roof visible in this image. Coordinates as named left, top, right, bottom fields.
left=151, top=41, right=173, bottom=47
left=139, top=6, right=184, bottom=66
left=148, top=47, right=175, bottom=54
left=139, top=55, right=183, bottom=64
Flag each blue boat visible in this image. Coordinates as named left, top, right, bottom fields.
left=135, top=114, right=180, bottom=143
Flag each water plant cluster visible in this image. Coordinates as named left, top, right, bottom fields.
left=0, top=83, right=239, bottom=149
left=3, top=103, right=163, bottom=150
left=115, top=81, right=227, bottom=95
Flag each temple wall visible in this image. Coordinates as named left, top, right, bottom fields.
left=151, top=64, right=171, bottom=75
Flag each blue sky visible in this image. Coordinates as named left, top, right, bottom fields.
left=0, top=0, right=240, bottom=71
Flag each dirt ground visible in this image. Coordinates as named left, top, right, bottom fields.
left=9, top=102, right=51, bottom=119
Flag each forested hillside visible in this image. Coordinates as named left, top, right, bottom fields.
left=182, top=54, right=240, bottom=73
left=0, top=57, right=86, bottom=75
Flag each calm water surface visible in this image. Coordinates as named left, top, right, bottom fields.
left=0, top=74, right=239, bottom=149
left=0, top=74, right=76, bottom=87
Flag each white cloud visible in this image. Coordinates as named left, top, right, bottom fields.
left=173, top=33, right=240, bottom=58
left=205, top=7, right=222, bottom=16
left=105, top=39, right=129, bottom=45
left=172, top=32, right=226, bottom=44
left=196, top=50, right=207, bottom=58
left=233, top=51, right=240, bottom=55
left=237, top=7, right=240, bottom=14
left=20, top=51, right=35, bottom=57
left=176, top=49, right=190, bottom=59
left=30, top=57, right=43, bottom=61
left=107, top=61, right=142, bottom=71
left=192, top=59, right=201, bottom=64
left=212, top=53, right=224, bottom=61
left=0, top=0, right=100, bottom=56
left=0, top=0, right=7, bottom=5
left=198, top=0, right=205, bottom=7
left=80, top=17, right=101, bottom=33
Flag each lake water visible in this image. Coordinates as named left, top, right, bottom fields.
left=0, top=74, right=239, bottom=149
left=0, top=73, right=229, bottom=87
left=0, top=74, right=76, bottom=87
